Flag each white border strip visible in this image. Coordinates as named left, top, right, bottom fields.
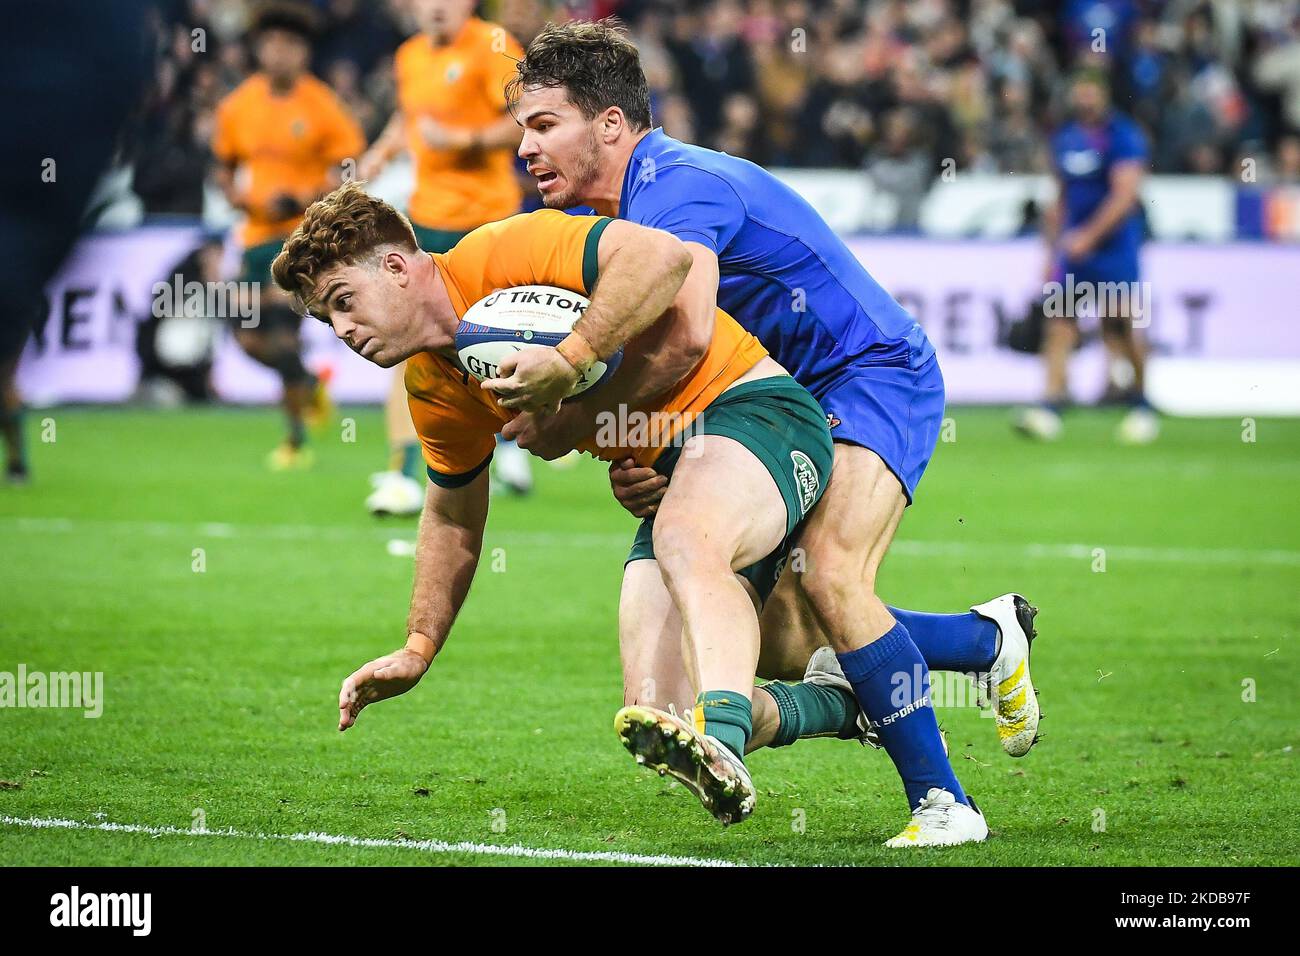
left=0, top=814, right=739, bottom=868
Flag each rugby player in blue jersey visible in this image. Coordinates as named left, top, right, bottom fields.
left=1020, top=68, right=1157, bottom=444
left=487, top=21, right=1040, bottom=846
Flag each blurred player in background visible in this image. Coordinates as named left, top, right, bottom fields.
left=1, top=0, right=156, bottom=484
left=212, top=1, right=364, bottom=470
left=357, top=0, right=526, bottom=514
left=1019, top=68, right=1157, bottom=445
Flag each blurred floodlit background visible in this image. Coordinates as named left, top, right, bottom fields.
left=12, top=0, right=1300, bottom=416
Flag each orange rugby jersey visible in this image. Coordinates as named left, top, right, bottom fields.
left=212, top=73, right=365, bottom=247
left=395, top=18, right=524, bottom=231
left=406, top=210, right=769, bottom=484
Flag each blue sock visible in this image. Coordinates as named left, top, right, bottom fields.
left=838, top=621, right=967, bottom=811
left=887, top=607, right=999, bottom=673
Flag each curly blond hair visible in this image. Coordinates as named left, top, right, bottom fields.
left=271, top=182, right=418, bottom=306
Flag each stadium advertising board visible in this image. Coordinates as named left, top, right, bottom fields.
left=18, top=228, right=1300, bottom=414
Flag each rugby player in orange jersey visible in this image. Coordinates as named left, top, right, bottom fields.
left=212, top=2, right=364, bottom=469
left=357, top=0, right=529, bottom=511
left=270, top=183, right=873, bottom=825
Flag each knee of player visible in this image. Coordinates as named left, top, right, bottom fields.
left=651, top=519, right=729, bottom=582
left=797, top=552, right=881, bottom=610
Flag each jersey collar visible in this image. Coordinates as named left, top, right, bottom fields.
left=620, top=127, right=669, bottom=215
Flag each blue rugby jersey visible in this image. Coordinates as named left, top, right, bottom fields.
left=1050, top=112, right=1148, bottom=268
left=615, top=129, right=934, bottom=387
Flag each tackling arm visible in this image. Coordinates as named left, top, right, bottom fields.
left=484, top=220, right=698, bottom=415
left=562, top=219, right=696, bottom=372
left=506, top=240, right=719, bottom=457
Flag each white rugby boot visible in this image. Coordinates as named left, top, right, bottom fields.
left=365, top=471, right=424, bottom=517
left=1116, top=405, right=1159, bottom=445
left=491, top=439, right=534, bottom=495
left=972, top=593, right=1041, bottom=757
left=885, top=788, right=988, bottom=848
left=1014, top=405, right=1063, bottom=441
left=614, top=704, right=756, bottom=826
left=803, top=646, right=949, bottom=755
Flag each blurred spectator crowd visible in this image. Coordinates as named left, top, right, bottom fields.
left=131, top=0, right=1300, bottom=221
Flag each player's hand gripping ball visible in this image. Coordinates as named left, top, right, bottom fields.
left=456, top=285, right=622, bottom=414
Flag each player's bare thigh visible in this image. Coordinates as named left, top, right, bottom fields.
left=795, top=442, right=907, bottom=645
left=650, top=433, right=788, bottom=691
left=651, top=434, right=787, bottom=574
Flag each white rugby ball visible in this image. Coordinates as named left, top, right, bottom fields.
left=455, top=285, right=622, bottom=398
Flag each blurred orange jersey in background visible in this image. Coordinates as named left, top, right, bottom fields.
left=213, top=73, right=364, bottom=248
left=395, top=18, right=524, bottom=233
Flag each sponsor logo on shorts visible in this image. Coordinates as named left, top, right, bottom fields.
left=790, top=450, right=820, bottom=516
left=826, top=413, right=841, bottom=429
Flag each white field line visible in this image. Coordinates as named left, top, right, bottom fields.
left=0, top=814, right=740, bottom=868
left=3, top=515, right=1299, bottom=567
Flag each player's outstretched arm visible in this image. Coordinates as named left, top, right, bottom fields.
left=338, top=471, right=489, bottom=731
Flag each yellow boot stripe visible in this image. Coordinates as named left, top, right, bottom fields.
left=999, top=686, right=1028, bottom=714
left=999, top=715, right=1031, bottom=735
left=997, top=659, right=1026, bottom=696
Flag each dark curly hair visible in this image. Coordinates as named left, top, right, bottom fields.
left=250, top=1, right=319, bottom=41
left=506, top=19, right=652, bottom=132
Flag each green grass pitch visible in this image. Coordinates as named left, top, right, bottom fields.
left=1, top=406, right=1296, bottom=866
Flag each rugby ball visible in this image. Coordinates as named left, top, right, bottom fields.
left=455, top=285, right=622, bottom=399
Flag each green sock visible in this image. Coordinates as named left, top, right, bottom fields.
left=400, top=442, right=423, bottom=482
left=695, top=690, right=752, bottom=760
left=761, top=680, right=860, bottom=748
